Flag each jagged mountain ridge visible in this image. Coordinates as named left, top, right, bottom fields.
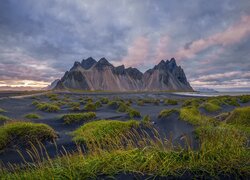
left=54, top=57, right=193, bottom=91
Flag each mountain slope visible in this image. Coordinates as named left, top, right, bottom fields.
left=54, top=57, right=193, bottom=91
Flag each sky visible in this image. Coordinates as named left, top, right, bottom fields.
left=0, top=0, right=250, bottom=91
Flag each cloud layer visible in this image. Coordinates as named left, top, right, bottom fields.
left=0, top=0, right=250, bottom=91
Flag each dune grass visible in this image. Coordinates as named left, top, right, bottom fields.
left=239, top=95, right=250, bottom=103
left=24, top=113, right=41, bottom=119
left=224, top=106, right=250, bottom=133
left=1, top=96, right=249, bottom=178
left=137, top=100, right=144, bottom=106
left=202, top=101, right=221, bottom=112
left=0, top=115, right=10, bottom=121
left=164, top=99, right=178, bottom=105
left=0, top=122, right=57, bottom=151
left=68, top=102, right=81, bottom=111
left=35, top=102, right=60, bottom=112
left=84, top=102, right=97, bottom=111
left=127, top=108, right=141, bottom=118
left=0, top=108, right=6, bottom=113
left=1, top=120, right=249, bottom=179
left=46, top=93, right=59, bottom=101
left=100, top=97, right=109, bottom=104
left=158, top=109, right=179, bottom=118
left=72, top=120, right=140, bottom=148
left=62, top=112, right=96, bottom=124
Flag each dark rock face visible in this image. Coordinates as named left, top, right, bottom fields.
left=54, top=57, right=193, bottom=91
left=81, top=57, right=97, bottom=69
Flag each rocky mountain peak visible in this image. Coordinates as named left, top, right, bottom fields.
left=113, top=65, right=126, bottom=75
left=125, top=67, right=143, bottom=80
left=95, top=57, right=114, bottom=70
left=70, top=61, right=82, bottom=71
left=54, top=57, right=193, bottom=91
left=81, top=57, right=97, bottom=69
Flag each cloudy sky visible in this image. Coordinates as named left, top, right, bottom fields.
left=0, top=0, right=250, bottom=91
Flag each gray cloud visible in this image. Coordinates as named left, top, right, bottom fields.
left=0, top=0, right=250, bottom=90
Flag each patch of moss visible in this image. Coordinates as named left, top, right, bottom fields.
left=62, top=112, right=96, bottom=124
left=164, top=99, right=178, bottom=105
left=158, top=109, right=179, bottom=118
left=0, top=122, right=57, bottom=151
left=24, top=113, right=41, bottom=119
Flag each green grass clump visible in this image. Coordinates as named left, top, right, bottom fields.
left=46, top=93, right=59, bottom=101
left=2, top=123, right=249, bottom=179
left=137, top=100, right=144, bottom=106
left=35, top=102, right=60, bottom=112
left=0, top=115, right=10, bottom=121
left=108, top=101, right=120, bottom=109
left=142, top=115, right=151, bottom=124
left=0, top=108, right=6, bottom=113
left=179, top=106, right=210, bottom=125
left=117, top=102, right=129, bottom=112
left=239, top=95, right=250, bottom=103
left=24, top=113, right=41, bottom=119
left=127, top=108, right=141, bottom=118
left=72, top=120, right=140, bottom=147
left=202, top=101, right=221, bottom=112
left=182, top=98, right=203, bottom=107
left=31, top=100, right=40, bottom=106
left=84, top=102, right=97, bottom=111
left=62, top=112, right=96, bottom=124
left=224, top=106, right=250, bottom=133
left=158, top=109, right=179, bottom=118
left=164, top=99, right=178, bottom=105
left=100, top=97, right=109, bottom=104
left=0, top=122, right=57, bottom=151
left=68, top=102, right=81, bottom=111
left=94, top=101, right=102, bottom=108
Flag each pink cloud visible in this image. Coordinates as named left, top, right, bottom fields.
left=175, top=15, right=250, bottom=60
left=118, top=37, right=149, bottom=67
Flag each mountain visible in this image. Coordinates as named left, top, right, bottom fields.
left=53, top=57, right=193, bottom=91
left=44, top=79, right=60, bottom=90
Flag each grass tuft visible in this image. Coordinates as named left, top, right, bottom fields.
left=84, top=102, right=97, bottom=111
left=35, top=102, right=60, bottom=112
left=0, top=122, right=57, bottom=151
left=0, top=115, right=10, bottom=121
left=0, top=108, right=6, bottom=113
left=164, top=99, right=178, bottom=105
left=24, top=113, right=41, bottom=119
left=158, top=109, right=179, bottom=118
left=72, top=120, right=140, bottom=148
left=62, top=112, right=96, bottom=124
